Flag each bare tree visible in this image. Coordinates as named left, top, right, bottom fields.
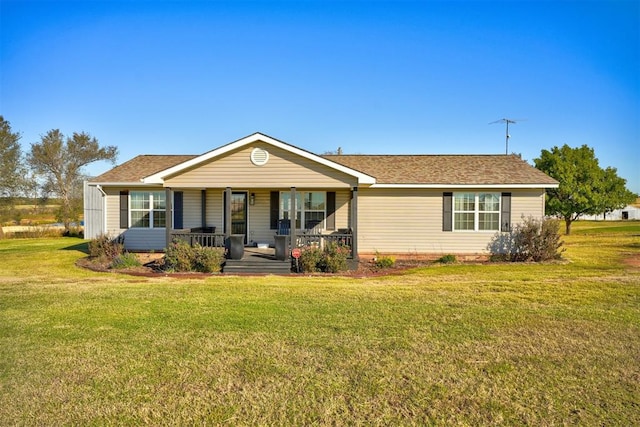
left=28, top=130, right=118, bottom=233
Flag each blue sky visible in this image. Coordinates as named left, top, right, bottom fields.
left=1, top=0, right=638, bottom=193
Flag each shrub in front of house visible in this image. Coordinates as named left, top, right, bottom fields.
left=164, top=239, right=224, bottom=273
left=321, top=241, right=350, bottom=273
left=299, top=246, right=323, bottom=273
left=436, top=254, right=457, bottom=264
left=193, top=246, right=225, bottom=273
left=489, top=217, right=564, bottom=262
left=299, top=241, right=350, bottom=273
left=88, top=234, right=124, bottom=261
left=111, top=252, right=142, bottom=269
left=374, top=252, right=396, bottom=269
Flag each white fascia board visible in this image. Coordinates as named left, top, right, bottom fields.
left=88, top=181, right=156, bottom=187
left=370, top=183, right=559, bottom=189
left=141, top=132, right=377, bottom=185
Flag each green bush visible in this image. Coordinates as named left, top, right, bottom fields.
left=489, top=217, right=564, bottom=262
left=321, top=241, right=350, bottom=273
left=299, top=241, right=350, bottom=273
left=299, top=246, right=323, bottom=273
left=164, top=239, right=224, bottom=273
left=164, top=239, right=193, bottom=272
left=88, top=234, right=124, bottom=261
left=193, top=246, right=225, bottom=273
left=111, top=252, right=142, bottom=269
left=374, top=252, right=396, bottom=269
left=436, top=254, right=457, bottom=264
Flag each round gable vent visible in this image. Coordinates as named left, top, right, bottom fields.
left=250, top=147, right=269, bottom=166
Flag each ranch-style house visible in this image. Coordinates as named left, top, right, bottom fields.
left=84, top=132, right=559, bottom=259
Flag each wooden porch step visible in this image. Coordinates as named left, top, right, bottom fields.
left=222, top=259, right=292, bottom=275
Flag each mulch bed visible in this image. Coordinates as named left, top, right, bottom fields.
left=76, top=254, right=438, bottom=278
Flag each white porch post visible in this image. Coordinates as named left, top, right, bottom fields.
left=165, top=187, right=172, bottom=249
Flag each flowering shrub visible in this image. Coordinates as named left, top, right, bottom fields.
left=299, top=246, right=323, bottom=273
left=299, top=241, right=350, bottom=273
left=321, top=241, right=350, bottom=273
left=164, top=239, right=224, bottom=273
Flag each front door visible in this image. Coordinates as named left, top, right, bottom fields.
left=224, top=191, right=248, bottom=243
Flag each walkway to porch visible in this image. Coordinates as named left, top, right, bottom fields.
left=222, top=247, right=293, bottom=275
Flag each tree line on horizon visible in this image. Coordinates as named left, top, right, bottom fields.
left=0, top=115, right=636, bottom=238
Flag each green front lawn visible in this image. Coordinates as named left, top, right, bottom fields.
left=1, top=221, right=639, bottom=425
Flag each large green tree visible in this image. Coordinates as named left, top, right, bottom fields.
left=534, top=144, right=636, bottom=234
left=28, top=130, right=118, bottom=233
left=0, top=116, right=25, bottom=238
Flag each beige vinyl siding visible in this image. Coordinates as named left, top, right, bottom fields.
left=356, top=188, right=546, bottom=255
left=205, top=189, right=223, bottom=232
left=165, top=143, right=356, bottom=188
left=511, top=189, right=546, bottom=225
left=102, top=186, right=167, bottom=251
left=335, top=190, right=351, bottom=230
left=104, top=186, right=126, bottom=234
left=181, top=189, right=202, bottom=229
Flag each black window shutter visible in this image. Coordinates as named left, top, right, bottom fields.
left=442, top=192, right=453, bottom=232
left=119, top=191, right=129, bottom=229
left=501, top=192, right=511, bottom=232
left=270, top=191, right=279, bottom=229
left=174, top=191, right=183, bottom=229
left=326, top=191, right=336, bottom=230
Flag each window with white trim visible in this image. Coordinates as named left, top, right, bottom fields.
left=280, top=191, right=326, bottom=230
left=130, top=191, right=166, bottom=228
left=453, top=192, right=500, bottom=231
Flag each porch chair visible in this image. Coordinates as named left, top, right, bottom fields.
left=277, top=219, right=291, bottom=235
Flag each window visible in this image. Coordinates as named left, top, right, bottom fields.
left=280, top=191, right=326, bottom=230
left=453, top=192, right=500, bottom=231
left=130, top=191, right=166, bottom=228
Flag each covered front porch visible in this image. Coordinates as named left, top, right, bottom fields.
left=164, top=186, right=359, bottom=260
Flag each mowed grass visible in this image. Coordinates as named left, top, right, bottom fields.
left=0, top=222, right=638, bottom=425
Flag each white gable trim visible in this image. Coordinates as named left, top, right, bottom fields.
left=141, top=133, right=377, bottom=185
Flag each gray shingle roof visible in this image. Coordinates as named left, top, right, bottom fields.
left=323, top=154, right=558, bottom=186
left=91, top=155, right=197, bottom=182
left=91, top=151, right=557, bottom=187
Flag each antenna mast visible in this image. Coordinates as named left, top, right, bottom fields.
left=489, top=118, right=520, bottom=154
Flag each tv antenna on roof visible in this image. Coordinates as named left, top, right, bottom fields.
left=489, top=118, right=524, bottom=154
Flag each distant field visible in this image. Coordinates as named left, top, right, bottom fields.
left=14, top=204, right=60, bottom=209
left=0, top=222, right=638, bottom=425
left=571, top=221, right=640, bottom=234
